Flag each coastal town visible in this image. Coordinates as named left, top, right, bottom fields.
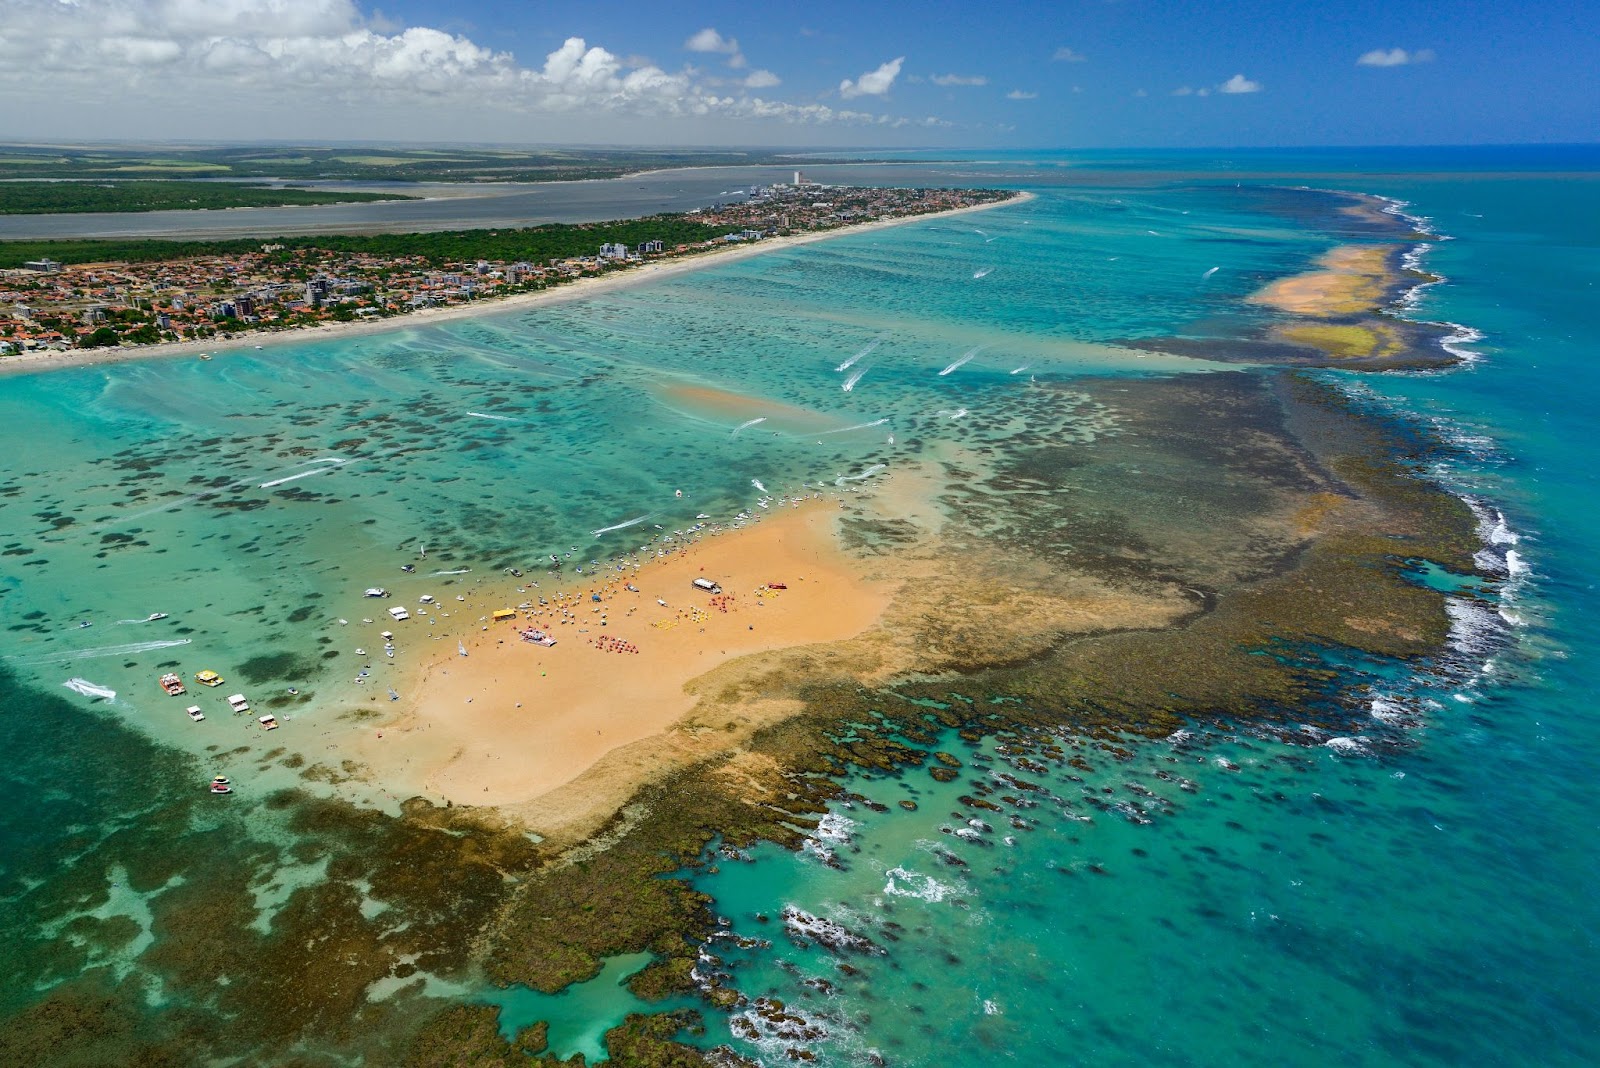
left=0, top=181, right=1010, bottom=355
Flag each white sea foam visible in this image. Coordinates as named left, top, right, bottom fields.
left=12, top=639, right=192, bottom=664
left=836, top=339, right=880, bottom=372
left=730, top=416, right=767, bottom=437
left=751, top=478, right=768, bottom=494
left=591, top=513, right=653, bottom=538
left=883, top=866, right=956, bottom=903
left=939, top=345, right=987, bottom=376
left=63, top=678, right=116, bottom=700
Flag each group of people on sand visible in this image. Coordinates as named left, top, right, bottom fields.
left=589, top=634, right=639, bottom=655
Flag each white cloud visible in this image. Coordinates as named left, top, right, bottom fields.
left=1357, top=47, right=1435, bottom=67
left=839, top=56, right=903, bottom=98
left=1006, top=89, right=1037, bottom=100
left=930, top=73, right=987, bottom=87
left=1052, top=46, right=1086, bottom=62
left=1219, top=73, right=1262, bottom=94
left=0, top=2, right=927, bottom=137
left=685, top=25, right=746, bottom=69
left=685, top=27, right=739, bottom=55
left=1172, top=86, right=1193, bottom=96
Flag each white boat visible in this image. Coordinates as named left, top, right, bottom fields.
left=146, top=612, right=169, bottom=622
left=227, top=693, right=250, bottom=712
left=458, top=641, right=468, bottom=657
left=387, top=606, right=410, bottom=621
left=210, top=775, right=232, bottom=793
left=419, top=594, right=436, bottom=604
left=385, top=646, right=395, bottom=659
left=364, top=587, right=389, bottom=598
left=186, top=706, right=205, bottom=722
left=258, top=714, right=279, bottom=730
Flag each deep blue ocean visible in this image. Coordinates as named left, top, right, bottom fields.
left=1, top=147, right=1596, bottom=1065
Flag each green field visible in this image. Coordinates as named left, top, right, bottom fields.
left=0, top=215, right=727, bottom=268
left=0, top=181, right=415, bottom=215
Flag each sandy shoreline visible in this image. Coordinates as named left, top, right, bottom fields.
left=0, top=192, right=1031, bottom=378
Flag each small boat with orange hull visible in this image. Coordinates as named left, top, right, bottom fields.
left=159, top=673, right=187, bottom=696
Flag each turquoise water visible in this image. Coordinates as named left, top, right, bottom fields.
left=675, top=166, right=1600, bottom=1065
left=2, top=153, right=1597, bottom=1064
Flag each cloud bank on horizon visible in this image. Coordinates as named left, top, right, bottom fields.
left=0, top=0, right=1586, bottom=146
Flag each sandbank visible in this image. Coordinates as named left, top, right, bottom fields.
left=338, top=499, right=893, bottom=834
left=1247, top=243, right=1400, bottom=317
left=0, top=193, right=1032, bottom=378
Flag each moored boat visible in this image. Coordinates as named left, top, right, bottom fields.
left=159, top=673, right=187, bottom=696
left=210, top=776, right=231, bottom=793
left=194, top=669, right=225, bottom=687
left=186, top=706, right=205, bottom=722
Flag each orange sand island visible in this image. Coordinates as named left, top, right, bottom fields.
left=344, top=500, right=892, bottom=840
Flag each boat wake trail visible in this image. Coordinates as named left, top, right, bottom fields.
left=730, top=417, right=768, bottom=438
left=467, top=411, right=517, bottom=422
left=836, top=340, right=881, bottom=372
left=1202, top=266, right=1220, bottom=279
left=834, top=463, right=888, bottom=486
left=63, top=678, right=116, bottom=701
left=939, top=345, right=988, bottom=376
left=935, top=408, right=970, bottom=420
left=816, top=417, right=890, bottom=436
left=431, top=568, right=471, bottom=576
left=260, top=456, right=350, bottom=489
left=259, top=468, right=331, bottom=489
left=752, top=478, right=769, bottom=494
left=13, top=638, right=193, bottom=665
left=592, top=514, right=654, bottom=538
left=842, top=366, right=869, bottom=392
left=973, top=267, right=995, bottom=279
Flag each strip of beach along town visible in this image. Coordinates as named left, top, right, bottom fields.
left=0, top=183, right=1017, bottom=367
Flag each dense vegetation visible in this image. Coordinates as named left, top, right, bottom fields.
left=0, top=143, right=878, bottom=184
left=0, top=181, right=414, bottom=215
left=0, top=216, right=735, bottom=269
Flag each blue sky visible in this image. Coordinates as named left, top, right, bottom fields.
left=2, top=0, right=1594, bottom=147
